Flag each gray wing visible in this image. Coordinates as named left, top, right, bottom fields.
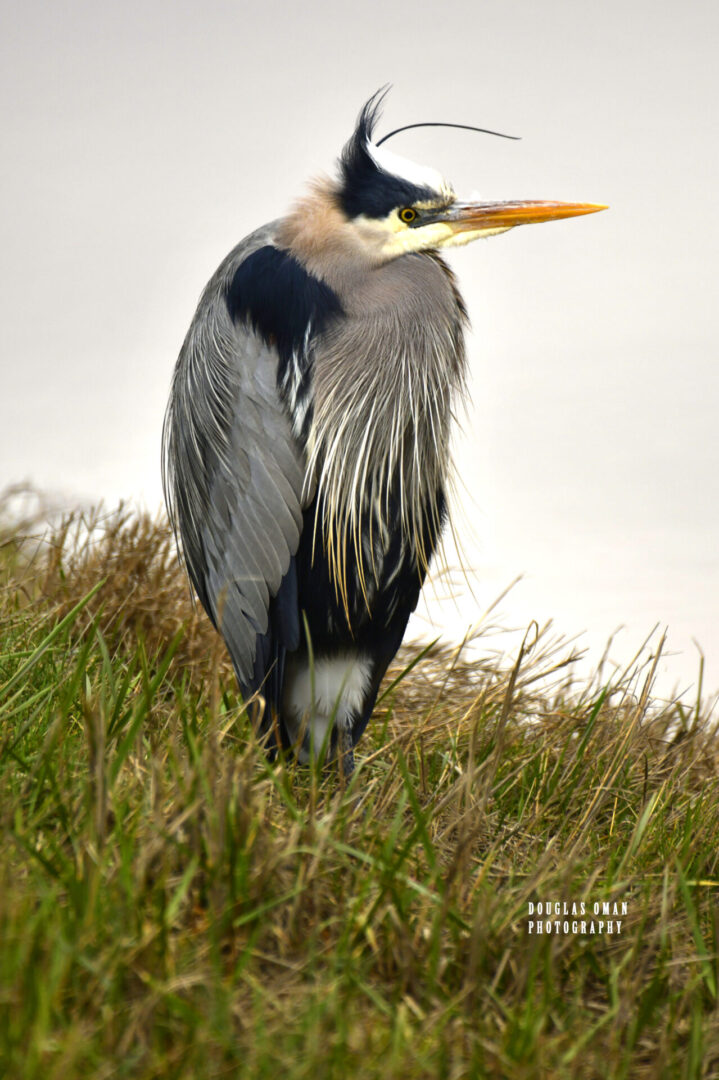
left=162, top=223, right=305, bottom=695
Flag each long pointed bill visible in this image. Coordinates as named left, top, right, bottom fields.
left=444, top=199, right=608, bottom=235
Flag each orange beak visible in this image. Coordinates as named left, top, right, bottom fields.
left=442, top=199, right=608, bottom=234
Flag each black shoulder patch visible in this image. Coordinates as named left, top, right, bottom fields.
left=226, top=245, right=343, bottom=364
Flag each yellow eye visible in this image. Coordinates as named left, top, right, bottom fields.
left=399, top=207, right=417, bottom=224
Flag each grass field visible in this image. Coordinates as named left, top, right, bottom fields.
left=1, top=492, right=718, bottom=1079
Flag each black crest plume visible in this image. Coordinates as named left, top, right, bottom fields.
left=338, top=88, right=433, bottom=220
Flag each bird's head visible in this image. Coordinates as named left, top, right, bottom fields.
left=333, top=89, right=605, bottom=262
left=278, top=90, right=606, bottom=277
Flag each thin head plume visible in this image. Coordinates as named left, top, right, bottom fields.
left=376, top=121, right=521, bottom=146
left=350, top=85, right=392, bottom=146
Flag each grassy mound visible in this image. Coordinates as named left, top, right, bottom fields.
left=1, top=490, right=718, bottom=1078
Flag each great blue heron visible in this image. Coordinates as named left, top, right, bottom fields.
left=163, top=90, right=605, bottom=777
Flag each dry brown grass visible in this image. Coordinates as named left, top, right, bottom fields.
left=1, top=487, right=719, bottom=1079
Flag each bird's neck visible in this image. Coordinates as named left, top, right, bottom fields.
left=276, top=179, right=386, bottom=294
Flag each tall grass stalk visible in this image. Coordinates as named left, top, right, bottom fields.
left=0, top=492, right=718, bottom=1078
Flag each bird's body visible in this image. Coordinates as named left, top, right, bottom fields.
left=163, top=91, right=605, bottom=775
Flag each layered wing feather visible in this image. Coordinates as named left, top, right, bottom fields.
left=163, top=224, right=342, bottom=700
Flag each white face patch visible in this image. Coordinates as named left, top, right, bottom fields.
left=367, top=141, right=454, bottom=200
left=350, top=211, right=513, bottom=258
left=381, top=219, right=454, bottom=255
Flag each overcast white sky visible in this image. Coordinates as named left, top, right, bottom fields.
left=2, top=0, right=718, bottom=701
